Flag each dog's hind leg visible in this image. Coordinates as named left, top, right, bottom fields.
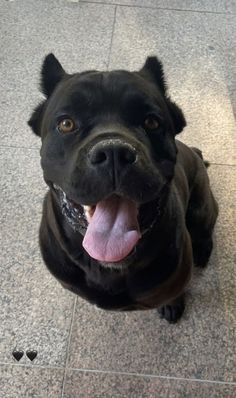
left=186, top=160, right=218, bottom=268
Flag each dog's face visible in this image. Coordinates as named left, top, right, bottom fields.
left=29, top=54, right=186, bottom=264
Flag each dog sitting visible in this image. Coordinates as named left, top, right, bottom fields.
left=28, top=54, right=218, bottom=323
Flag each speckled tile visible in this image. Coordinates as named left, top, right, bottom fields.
left=1, top=0, right=236, bottom=395
left=0, top=364, right=64, bottom=398
left=86, top=0, right=236, bottom=13
left=109, top=6, right=236, bottom=165
left=63, top=370, right=236, bottom=398
left=67, top=165, right=236, bottom=382
left=1, top=0, right=115, bottom=148
left=0, top=147, right=75, bottom=366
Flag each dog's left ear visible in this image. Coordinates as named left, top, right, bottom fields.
left=140, top=56, right=167, bottom=95
left=28, top=101, right=46, bottom=136
left=140, top=56, right=186, bottom=134
left=165, top=98, right=186, bottom=135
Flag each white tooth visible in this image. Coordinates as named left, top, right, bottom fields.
left=83, top=205, right=92, bottom=211
left=82, top=205, right=94, bottom=223
left=53, top=183, right=62, bottom=191
left=62, top=191, right=67, bottom=201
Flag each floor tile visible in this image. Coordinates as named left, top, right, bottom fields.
left=0, top=147, right=75, bottom=366
left=87, top=0, right=236, bottom=13
left=63, top=370, right=236, bottom=398
left=66, top=165, right=236, bottom=382
left=1, top=0, right=235, bottom=397
left=109, top=6, right=236, bottom=165
left=0, top=364, right=64, bottom=398
left=1, top=0, right=115, bottom=148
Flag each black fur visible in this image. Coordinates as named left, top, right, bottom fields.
left=139, top=56, right=186, bottom=135
left=28, top=54, right=218, bottom=322
left=41, top=53, right=66, bottom=97
left=140, top=56, right=167, bottom=94
left=27, top=101, right=46, bottom=136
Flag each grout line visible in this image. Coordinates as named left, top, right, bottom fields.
left=1, top=361, right=235, bottom=386
left=61, top=296, right=78, bottom=398
left=107, top=5, right=117, bottom=69
left=79, top=0, right=236, bottom=16
left=64, top=367, right=236, bottom=386
left=207, top=162, right=236, bottom=167
left=0, top=144, right=39, bottom=151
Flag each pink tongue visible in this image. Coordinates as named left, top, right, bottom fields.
left=82, top=196, right=141, bottom=262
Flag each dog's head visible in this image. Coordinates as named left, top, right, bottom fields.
left=28, top=54, right=186, bottom=265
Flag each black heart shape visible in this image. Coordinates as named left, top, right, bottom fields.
left=26, top=350, right=37, bottom=361
left=12, top=350, right=24, bottom=361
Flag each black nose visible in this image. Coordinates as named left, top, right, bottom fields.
left=89, top=140, right=137, bottom=168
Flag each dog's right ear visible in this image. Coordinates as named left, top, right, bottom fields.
left=28, top=54, right=66, bottom=136
left=41, top=53, right=66, bottom=97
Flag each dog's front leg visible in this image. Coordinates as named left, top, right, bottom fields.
left=157, top=295, right=185, bottom=323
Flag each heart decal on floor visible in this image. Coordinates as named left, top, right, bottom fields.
left=26, top=350, right=38, bottom=361
left=12, top=349, right=38, bottom=361
left=12, top=350, right=24, bottom=361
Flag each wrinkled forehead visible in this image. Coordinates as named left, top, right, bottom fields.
left=49, top=70, right=160, bottom=113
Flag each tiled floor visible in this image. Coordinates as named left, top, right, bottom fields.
left=0, top=0, right=235, bottom=397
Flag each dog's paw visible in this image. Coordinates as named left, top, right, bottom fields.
left=158, top=297, right=185, bottom=323
left=193, top=238, right=213, bottom=268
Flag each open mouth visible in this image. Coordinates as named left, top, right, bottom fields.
left=53, top=184, right=141, bottom=263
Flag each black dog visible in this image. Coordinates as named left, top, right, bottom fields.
left=28, top=54, right=218, bottom=323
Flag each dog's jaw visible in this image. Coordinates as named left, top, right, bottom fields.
left=51, top=182, right=162, bottom=268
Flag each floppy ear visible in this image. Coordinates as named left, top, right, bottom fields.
left=166, top=98, right=186, bottom=135
left=140, top=56, right=186, bottom=134
left=27, top=101, right=46, bottom=136
left=41, top=53, right=66, bottom=97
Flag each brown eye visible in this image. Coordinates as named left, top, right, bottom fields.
left=58, top=118, right=75, bottom=133
left=144, top=116, right=159, bottom=131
